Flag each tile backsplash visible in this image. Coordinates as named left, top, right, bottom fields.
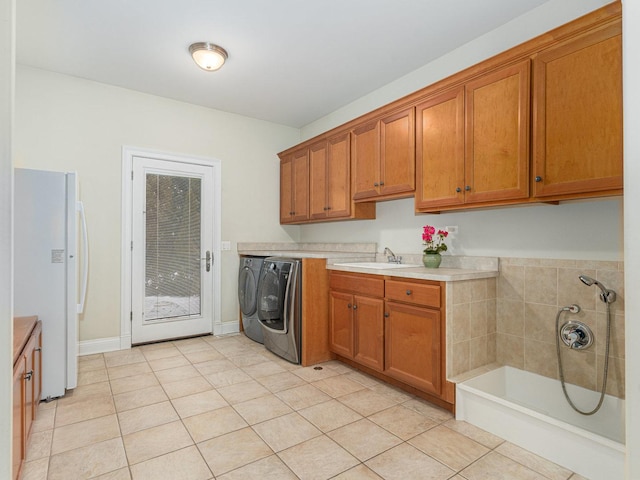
left=450, top=257, right=625, bottom=399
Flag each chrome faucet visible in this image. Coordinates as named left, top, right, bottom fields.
left=383, top=247, right=402, bottom=264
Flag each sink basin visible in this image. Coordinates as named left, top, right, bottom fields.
left=333, top=262, right=420, bottom=269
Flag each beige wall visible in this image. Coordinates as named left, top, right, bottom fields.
left=14, top=66, right=300, bottom=342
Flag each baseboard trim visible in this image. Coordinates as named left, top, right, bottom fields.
left=214, top=321, right=240, bottom=336
left=78, top=336, right=123, bottom=356
left=78, top=322, right=240, bottom=355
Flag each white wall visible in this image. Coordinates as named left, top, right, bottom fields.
left=14, top=66, right=300, bottom=342
left=622, top=0, right=640, bottom=476
left=0, top=0, right=14, bottom=476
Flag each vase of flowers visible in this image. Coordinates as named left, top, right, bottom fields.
left=422, top=225, right=448, bottom=268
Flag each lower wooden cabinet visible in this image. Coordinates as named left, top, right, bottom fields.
left=384, top=301, right=441, bottom=395
left=13, top=318, right=42, bottom=480
left=329, top=272, right=451, bottom=408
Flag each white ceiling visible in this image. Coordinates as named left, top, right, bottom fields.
left=16, top=0, right=552, bottom=128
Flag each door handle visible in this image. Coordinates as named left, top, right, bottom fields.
left=203, top=250, right=211, bottom=272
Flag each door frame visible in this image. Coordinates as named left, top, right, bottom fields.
left=121, top=146, right=222, bottom=349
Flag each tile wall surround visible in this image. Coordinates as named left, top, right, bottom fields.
left=495, top=257, right=625, bottom=398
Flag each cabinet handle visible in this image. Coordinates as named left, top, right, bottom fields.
left=456, top=187, right=462, bottom=193
left=24, top=370, right=33, bottom=381
left=380, top=181, right=384, bottom=186
left=535, top=176, right=543, bottom=182
left=353, top=304, right=358, bottom=310
left=406, top=289, right=412, bottom=295
left=374, top=182, right=379, bottom=187
left=384, top=312, right=390, bottom=318
left=347, top=303, right=352, bottom=309
left=465, top=185, right=471, bottom=191
left=326, top=206, right=331, bottom=210
left=35, top=347, right=42, bottom=352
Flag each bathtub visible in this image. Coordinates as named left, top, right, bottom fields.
left=456, top=366, right=625, bottom=480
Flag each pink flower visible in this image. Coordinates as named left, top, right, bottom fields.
left=422, top=225, right=449, bottom=254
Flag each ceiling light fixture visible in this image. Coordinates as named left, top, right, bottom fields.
left=189, top=42, right=228, bottom=72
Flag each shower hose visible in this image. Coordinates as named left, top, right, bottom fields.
left=555, top=303, right=612, bottom=416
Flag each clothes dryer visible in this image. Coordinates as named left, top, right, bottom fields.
left=237, top=255, right=265, bottom=343
left=257, top=257, right=302, bottom=364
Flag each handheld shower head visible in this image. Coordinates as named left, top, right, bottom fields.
left=578, top=275, right=596, bottom=286
left=578, top=275, right=616, bottom=304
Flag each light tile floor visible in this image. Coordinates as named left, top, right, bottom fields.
left=21, top=334, right=586, bottom=480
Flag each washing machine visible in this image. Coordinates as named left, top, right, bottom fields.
left=257, top=257, right=302, bottom=364
left=237, top=255, right=265, bottom=343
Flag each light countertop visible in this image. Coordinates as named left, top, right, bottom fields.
left=237, top=242, right=498, bottom=282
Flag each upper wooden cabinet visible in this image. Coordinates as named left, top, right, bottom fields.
left=416, top=60, right=530, bottom=211
left=279, top=3, right=622, bottom=217
left=352, top=107, right=415, bottom=201
left=280, top=133, right=375, bottom=225
left=280, top=149, right=309, bottom=224
left=309, top=132, right=351, bottom=219
left=532, top=22, right=622, bottom=198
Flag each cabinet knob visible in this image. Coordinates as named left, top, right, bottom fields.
left=456, top=187, right=462, bottom=193
left=326, top=206, right=331, bottom=210
left=353, top=304, right=358, bottom=310
left=384, top=312, right=390, bottom=318
left=24, top=370, right=33, bottom=381
left=380, top=181, right=385, bottom=186
left=406, top=289, right=412, bottom=295
left=374, top=182, right=379, bottom=187
left=465, top=185, right=471, bottom=191
left=35, top=347, right=42, bottom=352
left=347, top=303, right=352, bottom=309
left=535, top=176, right=543, bottom=182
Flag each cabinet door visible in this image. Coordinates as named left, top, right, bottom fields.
left=415, top=87, right=465, bottom=210
left=533, top=24, right=622, bottom=197
left=291, top=149, right=310, bottom=222
left=351, top=121, right=380, bottom=200
left=309, top=141, right=328, bottom=219
left=32, top=328, right=42, bottom=418
left=329, top=291, right=354, bottom=358
left=326, top=132, right=351, bottom=218
left=465, top=60, right=530, bottom=203
left=279, top=156, right=294, bottom=223
left=384, top=302, right=441, bottom=395
left=353, top=295, right=384, bottom=372
left=22, top=333, right=37, bottom=442
left=380, top=107, right=415, bottom=197
left=13, top=358, right=26, bottom=480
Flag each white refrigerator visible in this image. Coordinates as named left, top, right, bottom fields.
left=13, top=168, right=88, bottom=400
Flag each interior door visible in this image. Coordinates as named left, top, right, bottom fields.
left=131, top=157, right=214, bottom=344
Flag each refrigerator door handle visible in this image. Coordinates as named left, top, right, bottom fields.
left=77, top=200, right=89, bottom=314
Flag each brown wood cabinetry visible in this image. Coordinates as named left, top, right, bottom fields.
left=385, top=302, right=441, bottom=395
left=532, top=22, right=622, bottom=198
left=279, top=3, right=621, bottom=218
left=13, top=317, right=42, bottom=480
left=280, top=149, right=309, bottom=224
left=329, top=272, right=453, bottom=409
left=416, top=60, right=530, bottom=211
left=352, top=107, right=415, bottom=201
left=280, top=134, right=375, bottom=225
left=329, top=273, right=385, bottom=371
left=309, top=133, right=351, bottom=219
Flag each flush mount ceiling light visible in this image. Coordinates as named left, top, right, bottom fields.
left=189, top=42, right=228, bottom=71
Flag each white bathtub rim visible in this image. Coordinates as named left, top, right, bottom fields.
left=456, top=366, right=626, bottom=480
left=457, top=379, right=625, bottom=453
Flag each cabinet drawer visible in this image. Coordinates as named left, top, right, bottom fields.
left=330, top=273, right=384, bottom=297
left=385, top=280, right=440, bottom=308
